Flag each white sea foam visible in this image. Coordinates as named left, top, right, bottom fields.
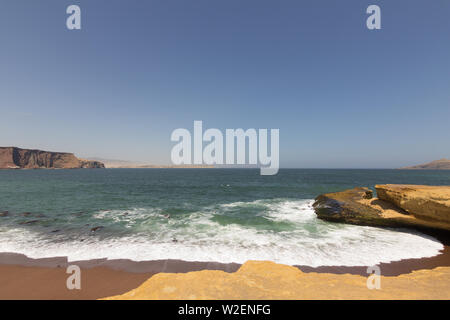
left=0, top=200, right=444, bottom=267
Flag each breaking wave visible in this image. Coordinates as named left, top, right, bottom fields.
left=0, top=199, right=443, bottom=267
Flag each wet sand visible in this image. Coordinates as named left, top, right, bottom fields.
left=0, top=264, right=154, bottom=300
left=0, top=254, right=241, bottom=300
left=0, top=229, right=449, bottom=299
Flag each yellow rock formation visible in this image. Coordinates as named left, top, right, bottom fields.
left=376, top=184, right=450, bottom=223
left=104, top=261, right=450, bottom=300
left=314, top=186, right=450, bottom=231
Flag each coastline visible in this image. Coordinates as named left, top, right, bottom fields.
left=1, top=228, right=448, bottom=299
left=298, top=228, right=450, bottom=276
left=1, top=180, right=448, bottom=299
left=0, top=254, right=240, bottom=300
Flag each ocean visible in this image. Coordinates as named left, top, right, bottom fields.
left=0, top=169, right=449, bottom=267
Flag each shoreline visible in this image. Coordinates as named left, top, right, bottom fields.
left=0, top=254, right=242, bottom=300
left=1, top=227, right=448, bottom=299
left=299, top=228, right=450, bottom=276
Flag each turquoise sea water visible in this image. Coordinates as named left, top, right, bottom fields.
left=0, top=169, right=449, bottom=266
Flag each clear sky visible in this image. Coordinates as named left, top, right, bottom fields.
left=0, top=0, right=449, bottom=168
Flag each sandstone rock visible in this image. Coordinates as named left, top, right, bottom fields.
left=313, top=186, right=450, bottom=231
left=0, top=147, right=105, bottom=169
left=376, top=184, right=450, bottom=224
left=103, top=260, right=450, bottom=300
left=313, top=187, right=396, bottom=227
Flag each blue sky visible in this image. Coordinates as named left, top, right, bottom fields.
left=0, top=0, right=449, bottom=168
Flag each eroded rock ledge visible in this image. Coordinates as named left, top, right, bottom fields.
left=313, top=185, right=450, bottom=232
left=104, top=260, right=450, bottom=300
left=0, top=147, right=105, bottom=169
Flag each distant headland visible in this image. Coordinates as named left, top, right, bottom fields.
left=0, top=147, right=105, bottom=169
left=400, top=159, right=450, bottom=170
left=0, top=149, right=213, bottom=169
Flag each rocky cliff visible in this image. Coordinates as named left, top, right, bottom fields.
left=0, top=147, right=105, bottom=169
left=313, top=185, right=450, bottom=232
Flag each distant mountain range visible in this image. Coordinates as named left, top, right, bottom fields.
left=400, top=159, right=450, bottom=170
left=3, top=149, right=448, bottom=170
left=86, top=158, right=213, bottom=168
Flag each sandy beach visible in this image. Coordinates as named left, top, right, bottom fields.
left=0, top=253, right=240, bottom=300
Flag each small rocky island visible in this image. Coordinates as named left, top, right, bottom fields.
left=313, top=184, right=450, bottom=232
left=0, top=147, right=105, bottom=169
